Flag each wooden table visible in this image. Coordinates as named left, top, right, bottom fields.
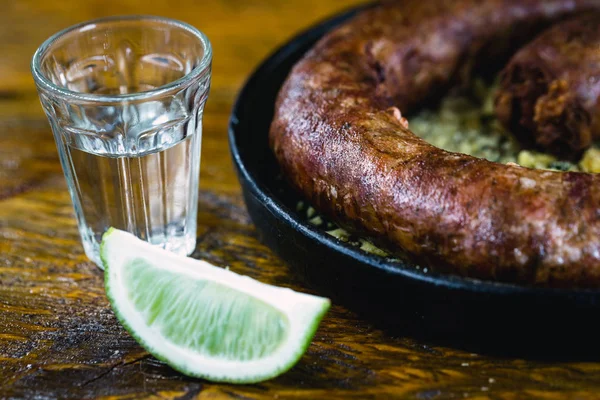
left=2, top=1, right=600, bottom=398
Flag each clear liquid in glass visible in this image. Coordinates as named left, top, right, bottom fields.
left=61, top=132, right=201, bottom=266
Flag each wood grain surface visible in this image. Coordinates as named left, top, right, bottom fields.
left=2, top=1, right=600, bottom=399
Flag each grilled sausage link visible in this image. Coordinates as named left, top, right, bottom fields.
left=496, top=13, right=600, bottom=158
left=269, top=0, right=600, bottom=287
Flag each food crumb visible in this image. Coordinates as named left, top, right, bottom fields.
left=488, top=378, right=495, bottom=384
left=359, top=239, right=389, bottom=257
left=580, top=147, right=600, bottom=173
left=461, top=362, right=470, bottom=367
left=326, top=228, right=351, bottom=242
left=309, top=216, right=323, bottom=226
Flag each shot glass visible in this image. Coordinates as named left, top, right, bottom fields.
left=31, top=16, right=212, bottom=267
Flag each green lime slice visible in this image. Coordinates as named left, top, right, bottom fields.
left=101, top=228, right=330, bottom=383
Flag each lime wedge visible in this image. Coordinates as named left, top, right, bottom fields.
left=101, top=228, right=330, bottom=383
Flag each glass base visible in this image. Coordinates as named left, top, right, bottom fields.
left=84, top=230, right=197, bottom=268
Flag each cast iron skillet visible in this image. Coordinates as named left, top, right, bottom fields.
left=228, top=4, right=600, bottom=357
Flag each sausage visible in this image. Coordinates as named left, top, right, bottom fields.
left=495, top=13, right=600, bottom=158
left=269, top=0, right=600, bottom=287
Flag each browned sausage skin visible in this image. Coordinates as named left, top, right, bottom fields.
left=496, top=13, right=600, bottom=158
left=269, top=0, right=600, bottom=287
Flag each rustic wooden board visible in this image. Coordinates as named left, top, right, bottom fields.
left=2, top=1, right=600, bottom=398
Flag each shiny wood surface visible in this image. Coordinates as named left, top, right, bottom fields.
left=2, top=1, right=600, bottom=398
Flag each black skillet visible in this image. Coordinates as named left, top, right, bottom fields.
left=228, top=4, right=600, bottom=357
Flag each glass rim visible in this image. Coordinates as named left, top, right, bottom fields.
left=31, top=15, right=212, bottom=103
